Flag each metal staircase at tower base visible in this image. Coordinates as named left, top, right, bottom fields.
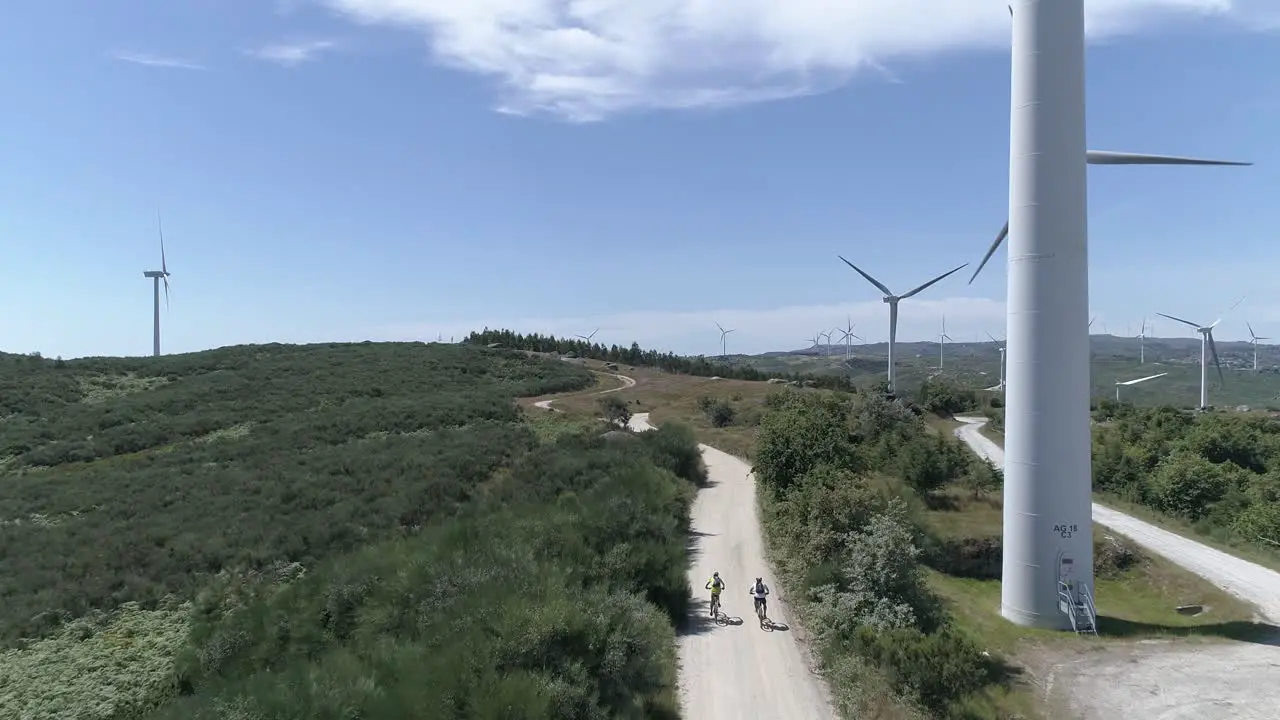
left=1058, top=580, right=1099, bottom=636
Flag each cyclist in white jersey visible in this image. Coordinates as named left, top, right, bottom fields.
left=748, top=577, right=770, bottom=619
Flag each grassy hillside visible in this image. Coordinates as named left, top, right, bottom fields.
left=0, top=343, right=705, bottom=719
left=737, top=335, right=1280, bottom=409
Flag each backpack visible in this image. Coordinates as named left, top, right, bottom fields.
left=754, top=580, right=765, bottom=595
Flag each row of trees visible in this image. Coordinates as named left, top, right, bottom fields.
left=1092, top=402, right=1280, bottom=550
left=463, top=328, right=860, bottom=391
left=753, top=390, right=1010, bottom=718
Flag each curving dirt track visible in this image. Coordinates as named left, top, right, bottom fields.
left=629, top=412, right=836, bottom=719
left=534, top=372, right=635, bottom=412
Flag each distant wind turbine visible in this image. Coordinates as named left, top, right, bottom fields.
left=1248, top=322, right=1270, bottom=371
left=838, top=256, right=968, bottom=394
left=1115, top=372, right=1168, bottom=403
left=838, top=316, right=862, bottom=360
left=937, top=315, right=954, bottom=369
left=1157, top=297, right=1243, bottom=410
left=716, top=322, right=737, bottom=359
left=986, top=331, right=1006, bottom=393
left=819, top=330, right=833, bottom=357
left=1135, top=318, right=1150, bottom=364
left=575, top=328, right=600, bottom=344
left=142, top=212, right=172, bottom=357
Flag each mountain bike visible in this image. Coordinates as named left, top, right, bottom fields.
left=754, top=598, right=771, bottom=629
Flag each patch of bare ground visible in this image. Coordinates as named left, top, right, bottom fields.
left=1018, top=634, right=1280, bottom=720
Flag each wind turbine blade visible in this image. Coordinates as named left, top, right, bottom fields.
left=1089, top=315, right=1097, bottom=328
left=716, top=322, right=724, bottom=333
left=163, top=276, right=170, bottom=310
left=726, top=329, right=737, bottom=334
left=157, top=211, right=168, bottom=275
left=986, top=331, right=999, bottom=343
left=1247, top=321, right=1257, bottom=339
left=901, top=262, right=969, bottom=299
left=1156, top=312, right=1201, bottom=330
left=1119, top=372, right=1168, bottom=386
left=968, top=222, right=1008, bottom=285
left=1085, top=150, right=1252, bottom=166
left=1208, top=332, right=1224, bottom=384
left=837, top=256, right=894, bottom=297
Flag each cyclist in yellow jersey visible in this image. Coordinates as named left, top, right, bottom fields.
left=705, top=571, right=726, bottom=616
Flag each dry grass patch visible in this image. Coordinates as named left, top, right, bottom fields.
left=523, top=359, right=819, bottom=459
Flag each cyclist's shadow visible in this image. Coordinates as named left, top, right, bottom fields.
left=680, top=598, right=744, bottom=635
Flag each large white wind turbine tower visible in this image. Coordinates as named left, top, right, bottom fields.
left=937, top=316, right=954, bottom=369
left=1114, top=372, right=1167, bottom=403
left=838, top=257, right=967, bottom=394
left=1247, top=322, right=1269, bottom=371
left=142, top=213, right=172, bottom=357
left=964, top=1, right=1253, bottom=631
left=716, top=322, right=736, bottom=359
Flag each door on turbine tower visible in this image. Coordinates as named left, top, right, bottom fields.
left=1057, top=553, right=1076, bottom=613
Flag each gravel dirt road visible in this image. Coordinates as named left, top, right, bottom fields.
left=533, top=372, right=635, bottom=411
left=629, top=413, right=836, bottom=720
left=953, top=416, right=1280, bottom=719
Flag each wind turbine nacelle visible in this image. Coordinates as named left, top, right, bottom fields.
left=143, top=270, right=166, bottom=278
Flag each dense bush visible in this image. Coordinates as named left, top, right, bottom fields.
left=0, top=342, right=704, bottom=720
left=696, top=395, right=736, bottom=427
left=914, top=378, right=979, bottom=417
left=1092, top=405, right=1280, bottom=554
left=598, top=394, right=632, bottom=427
left=754, top=389, right=1006, bottom=717
left=161, top=430, right=701, bottom=719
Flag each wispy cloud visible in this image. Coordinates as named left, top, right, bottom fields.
left=110, top=51, right=207, bottom=70
left=322, top=0, right=1271, bottom=122
left=246, top=39, right=340, bottom=67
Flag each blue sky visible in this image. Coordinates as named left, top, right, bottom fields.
left=3, top=1, right=1279, bottom=359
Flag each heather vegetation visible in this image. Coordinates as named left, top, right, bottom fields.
left=753, top=390, right=1015, bottom=719
left=1092, top=401, right=1280, bottom=559
left=0, top=343, right=705, bottom=719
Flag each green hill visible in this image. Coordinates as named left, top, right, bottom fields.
left=0, top=343, right=701, bottom=719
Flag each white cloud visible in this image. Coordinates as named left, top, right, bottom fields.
left=110, top=51, right=207, bottom=70
left=320, top=0, right=1270, bottom=121
left=247, top=39, right=340, bottom=67
left=367, top=296, right=1010, bottom=356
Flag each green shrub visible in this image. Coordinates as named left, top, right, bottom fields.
left=696, top=396, right=736, bottom=428
left=848, top=625, right=998, bottom=716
